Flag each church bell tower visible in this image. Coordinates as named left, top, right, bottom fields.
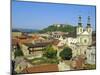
left=86, top=16, right=92, bottom=35
left=77, top=16, right=83, bottom=35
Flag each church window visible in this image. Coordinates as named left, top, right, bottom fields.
left=88, top=29, right=91, bottom=32
left=84, top=51, right=86, bottom=54
left=80, top=29, right=82, bottom=32
left=19, top=66, right=22, bottom=70
left=84, top=39, right=87, bottom=43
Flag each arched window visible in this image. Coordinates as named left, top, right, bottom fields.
left=80, top=28, right=82, bottom=32
left=19, top=66, right=22, bottom=70
left=84, top=39, right=87, bottom=43
left=84, top=51, right=86, bottom=55
left=88, top=29, right=91, bottom=33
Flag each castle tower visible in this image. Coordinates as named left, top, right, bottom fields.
left=77, top=16, right=83, bottom=35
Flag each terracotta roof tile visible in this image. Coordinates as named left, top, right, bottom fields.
left=21, top=64, right=59, bottom=73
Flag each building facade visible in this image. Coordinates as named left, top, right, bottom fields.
left=76, top=16, right=92, bottom=55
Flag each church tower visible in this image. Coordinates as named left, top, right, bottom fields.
left=76, top=16, right=83, bottom=35
left=86, top=16, right=92, bottom=45
left=86, top=16, right=92, bottom=35
left=76, top=16, right=92, bottom=55
left=77, top=16, right=92, bottom=46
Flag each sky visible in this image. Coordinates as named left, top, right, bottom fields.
left=12, top=0, right=96, bottom=30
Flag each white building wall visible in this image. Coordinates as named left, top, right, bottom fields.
left=21, top=44, right=29, bottom=56
left=86, top=46, right=96, bottom=64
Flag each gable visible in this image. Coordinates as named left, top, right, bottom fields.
left=80, top=31, right=89, bottom=35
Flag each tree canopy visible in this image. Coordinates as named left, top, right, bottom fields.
left=43, top=45, right=57, bottom=59
left=14, top=43, right=24, bottom=58
left=60, top=47, right=72, bottom=60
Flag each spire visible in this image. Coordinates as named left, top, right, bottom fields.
left=87, top=16, right=91, bottom=28
left=78, top=16, right=82, bottom=27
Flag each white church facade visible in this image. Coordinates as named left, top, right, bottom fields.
left=66, top=16, right=95, bottom=65
left=57, top=16, right=93, bottom=57
left=75, top=16, right=92, bottom=56
left=76, top=16, right=92, bottom=46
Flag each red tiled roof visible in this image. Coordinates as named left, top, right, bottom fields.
left=12, top=38, right=18, bottom=45
left=32, top=35, right=40, bottom=40
left=52, top=39, right=60, bottom=46
left=21, top=64, right=59, bottom=73
left=71, top=55, right=85, bottom=69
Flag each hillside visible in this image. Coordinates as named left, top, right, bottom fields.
left=39, top=24, right=76, bottom=33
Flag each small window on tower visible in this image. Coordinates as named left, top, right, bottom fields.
left=84, top=51, right=86, bottom=54
left=89, top=29, right=91, bottom=32
left=80, top=29, right=82, bottom=32
left=84, top=39, right=87, bottom=43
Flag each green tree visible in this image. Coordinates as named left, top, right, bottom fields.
left=43, top=45, right=57, bottom=58
left=14, top=43, right=23, bottom=58
left=60, top=47, right=72, bottom=60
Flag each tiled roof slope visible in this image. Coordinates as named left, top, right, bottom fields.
left=21, top=64, right=59, bottom=73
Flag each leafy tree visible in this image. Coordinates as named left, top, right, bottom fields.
left=14, top=43, right=23, bottom=58
left=43, top=45, right=57, bottom=58
left=60, top=47, right=72, bottom=60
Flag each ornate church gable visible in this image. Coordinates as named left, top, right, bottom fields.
left=80, top=31, right=89, bottom=35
